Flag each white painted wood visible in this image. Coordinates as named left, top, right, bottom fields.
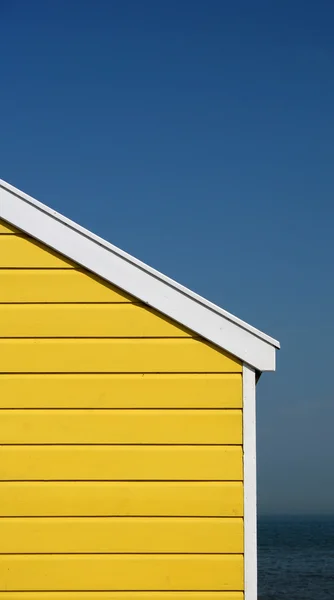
left=0, top=179, right=279, bottom=371
left=243, top=364, right=257, bottom=600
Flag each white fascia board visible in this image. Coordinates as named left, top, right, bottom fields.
left=243, top=364, right=257, bottom=600
left=0, top=179, right=279, bottom=371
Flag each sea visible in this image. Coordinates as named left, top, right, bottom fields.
left=258, top=515, right=334, bottom=600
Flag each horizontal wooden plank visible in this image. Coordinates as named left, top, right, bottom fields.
left=0, top=339, right=241, bottom=373
left=0, top=236, right=74, bottom=268
left=0, top=304, right=191, bottom=337
left=0, top=594, right=244, bottom=600
left=0, top=446, right=242, bottom=481
left=0, top=517, right=243, bottom=553
left=0, top=374, right=242, bottom=408
left=0, top=555, right=244, bottom=591
left=0, top=410, right=242, bottom=445
left=0, top=594, right=243, bottom=600
left=0, top=270, right=133, bottom=302
left=0, top=482, right=243, bottom=516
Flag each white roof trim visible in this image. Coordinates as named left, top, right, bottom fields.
left=0, top=179, right=279, bottom=371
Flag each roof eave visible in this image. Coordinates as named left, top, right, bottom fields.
left=0, top=179, right=279, bottom=372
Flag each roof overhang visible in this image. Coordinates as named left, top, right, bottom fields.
left=0, top=179, right=280, bottom=372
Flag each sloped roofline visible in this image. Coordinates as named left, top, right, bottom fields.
left=0, top=179, right=280, bottom=371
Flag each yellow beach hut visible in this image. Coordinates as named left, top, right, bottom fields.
left=0, top=179, right=279, bottom=600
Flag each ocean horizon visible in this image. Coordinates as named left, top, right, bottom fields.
left=258, top=514, right=334, bottom=599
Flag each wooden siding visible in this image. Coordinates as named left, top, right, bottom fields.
left=0, top=517, right=243, bottom=553
left=0, top=595, right=243, bottom=600
left=0, top=556, right=243, bottom=591
left=0, top=409, right=242, bottom=444
left=0, top=270, right=133, bottom=302
left=0, top=339, right=241, bottom=372
left=0, top=446, right=243, bottom=480
left=0, top=482, right=243, bottom=517
left=0, top=220, right=244, bottom=598
left=0, top=374, right=242, bottom=408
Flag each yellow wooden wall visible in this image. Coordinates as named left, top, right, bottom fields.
left=0, top=219, right=244, bottom=600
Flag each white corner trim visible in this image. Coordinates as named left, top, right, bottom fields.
left=0, top=179, right=279, bottom=371
left=243, top=364, right=257, bottom=600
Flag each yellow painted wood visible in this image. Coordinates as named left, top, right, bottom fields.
left=0, top=270, right=133, bottom=302
left=0, top=236, right=74, bottom=268
left=0, top=410, right=242, bottom=445
left=0, top=446, right=242, bottom=481
left=0, top=221, right=244, bottom=595
left=0, top=339, right=241, bottom=373
left=0, top=374, right=242, bottom=408
left=0, top=482, right=243, bottom=516
left=0, top=555, right=244, bottom=591
left=0, top=594, right=243, bottom=600
left=0, top=221, right=17, bottom=233
left=0, top=304, right=192, bottom=337
left=0, top=517, right=243, bottom=553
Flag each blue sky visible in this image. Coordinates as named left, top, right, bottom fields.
left=1, top=1, right=333, bottom=514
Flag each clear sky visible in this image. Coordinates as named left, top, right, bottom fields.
left=1, top=1, right=333, bottom=514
